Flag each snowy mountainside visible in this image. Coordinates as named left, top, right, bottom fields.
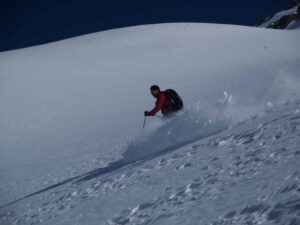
left=257, top=4, right=300, bottom=29
left=0, top=23, right=300, bottom=224
left=107, top=100, right=300, bottom=225
left=1, top=98, right=300, bottom=225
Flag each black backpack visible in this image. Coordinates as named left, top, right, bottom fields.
left=163, top=89, right=183, bottom=110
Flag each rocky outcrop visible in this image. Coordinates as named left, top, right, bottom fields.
left=257, top=2, right=300, bottom=29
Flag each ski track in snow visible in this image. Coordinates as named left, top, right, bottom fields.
left=0, top=110, right=228, bottom=208
left=1, top=23, right=300, bottom=225
left=1, top=100, right=300, bottom=225
left=108, top=101, right=300, bottom=225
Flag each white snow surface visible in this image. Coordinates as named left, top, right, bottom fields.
left=0, top=23, right=300, bottom=225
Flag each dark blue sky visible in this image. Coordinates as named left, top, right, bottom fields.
left=0, top=0, right=290, bottom=52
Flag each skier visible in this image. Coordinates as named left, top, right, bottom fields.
left=144, top=85, right=183, bottom=117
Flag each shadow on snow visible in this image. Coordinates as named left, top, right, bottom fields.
left=0, top=110, right=228, bottom=209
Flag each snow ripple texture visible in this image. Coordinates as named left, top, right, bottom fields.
left=1, top=100, right=300, bottom=225
left=1, top=23, right=300, bottom=225
left=108, top=101, right=300, bottom=225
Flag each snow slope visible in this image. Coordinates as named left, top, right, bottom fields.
left=0, top=23, right=300, bottom=224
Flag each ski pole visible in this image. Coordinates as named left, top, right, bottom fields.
left=142, top=116, right=147, bottom=129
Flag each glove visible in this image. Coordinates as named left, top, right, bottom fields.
left=144, top=111, right=150, bottom=116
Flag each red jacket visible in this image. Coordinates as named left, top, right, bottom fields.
left=149, top=92, right=173, bottom=116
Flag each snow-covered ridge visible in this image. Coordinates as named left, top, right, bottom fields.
left=257, top=4, right=300, bottom=29
left=0, top=23, right=300, bottom=224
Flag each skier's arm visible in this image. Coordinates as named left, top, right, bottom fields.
left=149, top=94, right=166, bottom=116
